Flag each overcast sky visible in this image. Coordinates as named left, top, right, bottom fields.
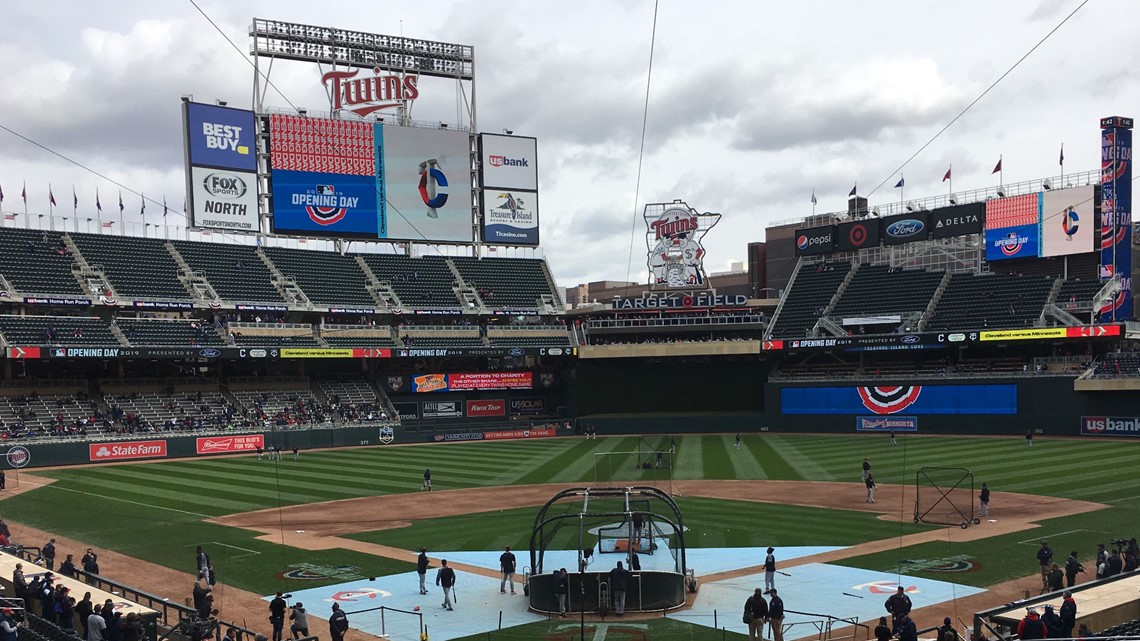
left=1, top=1, right=1137, bottom=291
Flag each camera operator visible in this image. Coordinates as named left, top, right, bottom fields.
left=288, top=603, right=309, bottom=639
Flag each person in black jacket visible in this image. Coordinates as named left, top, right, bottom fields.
left=328, top=603, right=349, bottom=641
left=38, top=575, right=56, bottom=624
left=1041, top=605, right=1063, bottom=638
left=937, top=616, right=959, bottom=641
left=885, top=586, right=912, bottom=632
left=609, top=562, right=630, bottom=616
left=979, top=483, right=990, bottom=518
left=417, top=548, right=429, bottom=595
left=75, top=592, right=93, bottom=639
left=268, top=592, right=287, bottom=641
left=1059, top=592, right=1077, bottom=639
left=743, top=588, right=768, bottom=641
left=435, top=560, right=455, bottom=611
left=42, top=539, right=56, bottom=571
left=874, top=617, right=892, bottom=641
left=499, top=546, right=517, bottom=595
left=81, top=549, right=100, bottom=583
left=1065, top=551, right=1085, bottom=587
left=555, top=568, right=569, bottom=618
left=768, top=588, right=785, bottom=641
left=1045, top=563, right=1064, bottom=593
left=60, top=555, right=78, bottom=579
left=898, top=615, right=918, bottom=641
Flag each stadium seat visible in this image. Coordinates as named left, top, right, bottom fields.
left=117, top=318, right=226, bottom=346
left=0, top=315, right=117, bottom=346
left=926, top=272, right=1054, bottom=331
left=449, top=256, right=560, bottom=310
left=767, top=262, right=852, bottom=338
left=830, top=264, right=944, bottom=322
left=357, top=254, right=462, bottom=309
left=263, top=246, right=375, bottom=306
left=171, top=240, right=284, bottom=303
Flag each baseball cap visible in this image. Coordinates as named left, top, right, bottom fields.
left=1027, top=607, right=1038, bottom=614
left=2, top=608, right=12, bottom=616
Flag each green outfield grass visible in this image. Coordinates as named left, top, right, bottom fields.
left=1, top=433, right=1137, bottom=600
left=344, top=496, right=935, bottom=552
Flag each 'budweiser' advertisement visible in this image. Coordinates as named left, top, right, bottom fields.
left=89, top=440, right=168, bottom=462
left=196, top=434, right=265, bottom=455
left=466, top=399, right=506, bottom=417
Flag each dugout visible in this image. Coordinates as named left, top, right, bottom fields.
left=526, top=486, right=688, bottom=615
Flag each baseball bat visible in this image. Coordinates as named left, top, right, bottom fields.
left=777, top=571, right=792, bottom=577
left=453, top=585, right=458, bottom=604
left=843, top=592, right=864, bottom=599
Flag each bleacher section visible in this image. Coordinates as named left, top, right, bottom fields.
left=1056, top=278, right=1103, bottom=311
left=0, top=230, right=84, bottom=296
left=231, top=380, right=329, bottom=426
left=767, top=263, right=851, bottom=338
left=117, top=318, right=226, bottom=346
left=450, top=257, right=558, bottom=309
left=101, top=388, right=232, bottom=431
left=488, top=325, right=573, bottom=347
left=1093, top=352, right=1140, bottom=378
left=232, top=334, right=321, bottom=347
left=0, top=387, right=96, bottom=436
left=0, top=315, right=118, bottom=346
left=315, top=378, right=393, bottom=423
left=263, top=246, right=375, bottom=306
left=171, top=240, right=283, bottom=303
left=830, top=264, right=943, bottom=322
left=359, top=254, right=459, bottom=309
left=323, top=336, right=397, bottom=347
left=70, top=233, right=187, bottom=299
left=926, top=272, right=1054, bottom=331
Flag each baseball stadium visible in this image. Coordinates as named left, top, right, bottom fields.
left=1, top=10, right=1140, bottom=641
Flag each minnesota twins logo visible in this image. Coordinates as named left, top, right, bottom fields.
left=418, top=158, right=448, bottom=218
left=858, top=386, right=922, bottom=415
left=645, top=201, right=721, bottom=289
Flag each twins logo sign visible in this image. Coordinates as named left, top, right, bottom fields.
left=645, top=201, right=721, bottom=289
left=858, top=386, right=923, bottom=415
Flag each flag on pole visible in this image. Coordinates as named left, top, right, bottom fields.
left=810, top=191, right=817, bottom=206
left=942, top=167, right=952, bottom=182
left=21, top=182, right=27, bottom=204
left=73, top=187, right=78, bottom=211
left=118, top=191, right=124, bottom=213
left=894, top=176, right=905, bottom=189
left=163, top=196, right=168, bottom=218
left=1059, top=144, right=1064, bottom=166
left=96, top=189, right=102, bottom=213
left=992, top=158, right=1002, bottom=174
left=49, top=187, right=57, bottom=207
left=848, top=184, right=857, bottom=197
left=0, top=184, right=4, bottom=205
left=140, top=193, right=145, bottom=216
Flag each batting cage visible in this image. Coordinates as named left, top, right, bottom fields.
left=527, top=486, right=688, bottom=615
left=913, top=466, right=980, bottom=528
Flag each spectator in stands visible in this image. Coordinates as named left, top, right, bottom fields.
left=937, top=616, right=959, bottom=641
left=87, top=605, right=106, bottom=641
left=103, top=605, right=122, bottom=641
left=58, top=586, right=75, bottom=631
left=76, top=593, right=93, bottom=639
left=1041, top=606, right=1063, bottom=638
left=873, top=617, right=892, bottom=641
left=0, top=606, right=19, bottom=641
left=1017, top=607, right=1047, bottom=640
left=38, top=574, right=55, bottom=623
left=121, top=613, right=143, bottom=641
left=11, top=564, right=25, bottom=601
left=1060, top=592, right=1077, bottom=639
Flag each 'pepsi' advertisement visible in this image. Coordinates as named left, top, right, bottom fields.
left=794, top=225, right=835, bottom=256
left=184, top=103, right=257, bottom=172
left=269, top=170, right=380, bottom=237
left=985, top=223, right=1040, bottom=261
left=781, top=384, right=1017, bottom=415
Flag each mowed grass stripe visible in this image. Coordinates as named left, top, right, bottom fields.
left=743, top=436, right=797, bottom=479
left=700, top=435, right=734, bottom=480
left=568, top=436, right=642, bottom=484
left=673, top=436, right=701, bottom=478
left=766, top=435, right=835, bottom=480
left=95, top=464, right=375, bottom=504
left=64, top=469, right=300, bottom=513
left=515, top=438, right=606, bottom=485
left=725, top=434, right=768, bottom=480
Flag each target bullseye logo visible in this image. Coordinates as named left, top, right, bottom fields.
left=848, top=223, right=867, bottom=247
left=858, top=386, right=922, bottom=415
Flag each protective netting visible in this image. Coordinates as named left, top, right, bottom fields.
left=913, top=466, right=978, bottom=528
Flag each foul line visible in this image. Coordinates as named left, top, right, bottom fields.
left=1016, top=529, right=1096, bottom=545
left=16, top=475, right=214, bottom=519
left=211, top=542, right=261, bottom=556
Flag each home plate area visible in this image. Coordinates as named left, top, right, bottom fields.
left=272, top=547, right=984, bottom=641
